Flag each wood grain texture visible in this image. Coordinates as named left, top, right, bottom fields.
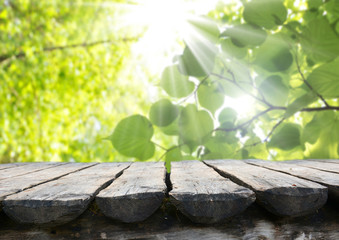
left=0, top=163, right=96, bottom=205
left=3, top=163, right=130, bottom=225
left=96, top=162, right=167, bottom=223
left=246, top=159, right=339, bottom=201
left=0, top=162, right=65, bottom=181
left=310, top=159, right=339, bottom=164
left=0, top=163, right=29, bottom=171
left=169, top=160, right=255, bottom=224
left=288, top=160, right=339, bottom=174
left=205, top=160, right=328, bottom=217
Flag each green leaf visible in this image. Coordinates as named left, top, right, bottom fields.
left=284, top=92, right=317, bottom=118
left=302, top=112, right=339, bottom=159
left=307, top=0, right=323, bottom=9
left=259, top=75, right=289, bottom=106
left=301, top=18, right=339, bottom=62
left=217, top=76, right=244, bottom=98
left=197, top=83, right=225, bottom=114
left=218, top=107, right=237, bottom=124
left=178, top=42, right=217, bottom=77
left=149, top=99, right=179, bottom=127
left=159, top=117, right=180, bottom=136
left=202, top=136, right=238, bottom=159
left=243, top=0, right=287, bottom=29
left=221, top=24, right=267, bottom=47
left=244, top=137, right=268, bottom=159
left=165, top=146, right=183, bottom=171
left=324, top=0, right=339, bottom=19
left=220, top=38, right=247, bottom=59
left=267, top=123, right=301, bottom=150
left=160, top=65, right=195, bottom=98
left=178, top=104, right=214, bottom=144
left=187, top=16, right=220, bottom=43
left=110, top=115, right=155, bottom=160
left=307, top=58, right=339, bottom=98
left=215, top=122, right=239, bottom=144
left=254, top=35, right=293, bottom=72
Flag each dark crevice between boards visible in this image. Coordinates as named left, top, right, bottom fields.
left=91, top=163, right=131, bottom=198
left=1, top=163, right=100, bottom=204
left=165, top=172, right=172, bottom=198
left=203, top=161, right=254, bottom=191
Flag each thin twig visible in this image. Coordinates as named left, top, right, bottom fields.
left=215, top=108, right=274, bottom=132
left=211, top=72, right=272, bottom=107
left=153, top=142, right=168, bottom=151
left=177, top=75, right=209, bottom=105
left=0, top=38, right=137, bottom=64
left=239, top=117, right=285, bottom=149
left=295, top=54, right=329, bottom=107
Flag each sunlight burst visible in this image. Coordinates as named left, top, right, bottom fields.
left=121, top=0, right=220, bottom=73
left=224, top=96, right=255, bottom=118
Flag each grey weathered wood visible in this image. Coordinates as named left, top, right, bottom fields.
left=0, top=162, right=65, bottom=180
left=96, top=162, right=167, bottom=223
left=169, top=160, right=255, bottom=224
left=246, top=159, right=339, bottom=201
left=0, top=163, right=96, bottom=205
left=310, top=159, right=339, bottom=164
left=289, top=160, right=339, bottom=174
left=0, top=163, right=28, bottom=171
left=3, top=163, right=130, bottom=225
left=205, top=160, right=328, bottom=217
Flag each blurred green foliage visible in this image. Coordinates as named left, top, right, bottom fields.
left=0, top=0, right=148, bottom=163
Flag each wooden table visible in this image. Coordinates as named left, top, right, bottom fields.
left=0, top=159, right=338, bottom=239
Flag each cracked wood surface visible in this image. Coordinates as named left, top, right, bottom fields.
left=246, top=159, right=339, bottom=201
left=3, top=163, right=129, bottom=225
left=0, top=163, right=30, bottom=171
left=169, top=160, right=255, bottom=224
left=0, top=162, right=66, bottom=181
left=96, top=162, right=167, bottom=223
left=0, top=163, right=95, bottom=204
left=205, top=160, right=328, bottom=217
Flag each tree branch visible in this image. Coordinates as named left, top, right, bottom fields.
left=295, top=54, right=330, bottom=107
left=211, top=72, right=272, bottom=107
left=0, top=38, right=136, bottom=65
left=177, top=75, right=210, bottom=105
left=215, top=107, right=275, bottom=132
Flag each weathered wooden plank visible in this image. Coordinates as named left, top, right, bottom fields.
left=310, top=159, right=339, bottom=164
left=246, top=159, right=339, bottom=201
left=205, top=160, right=328, bottom=217
left=0, top=162, right=66, bottom=180
left=0, top=163, right=96, bottom=204
left=169, top=160, right=255, bottom=224
left=96, top=162, right=167, bottom=223
left=287, top=160, right=339, bottom=174
left=0, top=163, right=28, bottom=171
left=3, top=163, right=130, bottom=225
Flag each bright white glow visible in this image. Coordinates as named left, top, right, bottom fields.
left=120, top=0, right=220, bottom=74
left=224, top=95, right=256, bottom=118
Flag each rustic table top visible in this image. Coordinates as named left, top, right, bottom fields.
left=0, top=159, right=338, bottom=239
